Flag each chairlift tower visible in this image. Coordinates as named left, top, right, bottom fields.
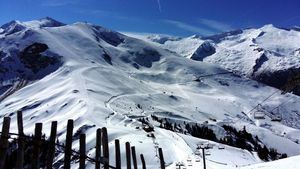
left=175, top=162, right=185, bottom=169
left=196, top=142, right=214, bottom=169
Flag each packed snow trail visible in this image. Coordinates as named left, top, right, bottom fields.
left=0, top=79, right=28, bottom=102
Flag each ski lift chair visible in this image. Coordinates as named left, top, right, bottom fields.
left=218, top=144, right=225, bottom=150
left=187, top=157, right=193, bottom=166
left=271, top=114, right=282, bottom=122
left=187, top=156, right=192, bottom=162
left=205, top=151, right=211, bottom=156
left=254, top=104, right=265, bottom=120
left=271, top=107, right=282, bottom=122
left=254, top=111, right=265, bottom=119
left=204, top=148, right=212, bottom=156
left=195, top=149, right=201, bottom=155
left=206, top=143, right=214, bottom=149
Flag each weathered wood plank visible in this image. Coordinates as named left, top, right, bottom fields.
left=64, top=120, right=74, bottom=169
left=79, top=134, right=86, bottom=169
left=126, top=142, right=131, bottom=169
left=46, top=121, right=57, bottom=169
left=95, top=128, right=102, bottom=169
left=0, top=117, right=11, bottom=169
left=131, top=146, right=138, bottom=169
left=16, top=111, right=24, bottom=169
left=140, top=154, right=146, bottom=169
left=115, top=139, right=121, bottom=169
left=31, top=123, right=43, bottom=169
left=102, top=127, right=109, bottom=169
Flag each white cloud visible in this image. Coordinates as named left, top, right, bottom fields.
left=198, top=19, right=233, bottom=32
left=41, top=0, right=77, bottom=7
left=157, top=0, right=162, bottom=12
left=163, top=19, right=215, bottom=35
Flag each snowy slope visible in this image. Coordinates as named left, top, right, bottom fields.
left=125, top=33, right=205, bottom=59
left=242, top=155, right=300, bottom=169
left=0, top=18, right=300, bottom=169
left=130, top=25, right=300, bottom=95
left=205, top=25, right=300, bottom=75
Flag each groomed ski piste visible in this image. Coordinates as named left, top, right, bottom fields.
left=0, top=18, right=300, bottom=168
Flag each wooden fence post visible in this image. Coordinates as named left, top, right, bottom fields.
left=95, top=128, right=101, bottom=169
left=47, top=121, right=57, bottom=169
left=125, top=142, right=131, bottom=169
left=131, top=146, right=138, bottom=169
left=0, top=117, right=11, bottom=169
left=16, top=111, right=24, bottom=169
left=140, top=154, right=146, bottom=169
left=31, top=123, right=43, bottom=169
left=79, top=134, right=86, bottom=169
left=64, top=119, right=74, bottom=169
left=158, top=148, right=165, bottom=169
left=102, top=127, right=109, bottom=169
left=115, top=139, right=121, bottom=169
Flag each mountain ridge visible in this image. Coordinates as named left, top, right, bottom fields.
left=130, top=24, right=300, bottom=95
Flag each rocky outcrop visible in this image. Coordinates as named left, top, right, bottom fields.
left=190, top=41, right=216, bottom=61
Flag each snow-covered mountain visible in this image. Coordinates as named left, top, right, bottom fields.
left=129, top=25, right=300, bottom=95
left=1, top=18, right=300, bottom=169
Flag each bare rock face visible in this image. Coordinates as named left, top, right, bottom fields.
left=254, top=68, right=300, bottom=96
left=20, top=43, right=61, bottom=74
left=190, top=41, right=216, bottom=61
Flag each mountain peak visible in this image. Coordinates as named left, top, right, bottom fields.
left=0, top=20, right=26, bottom=35
left=0, top=17, right=66, bottom=36
left=23, top=17, right=66, bottom=28
left=0, top=20, right=22, bottom=29
left=190, top=34, right=202, bottom=39
left=260, top=24, right=283, bottom=32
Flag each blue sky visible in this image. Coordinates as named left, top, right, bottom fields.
left=0, top=0, right=299, bottom=36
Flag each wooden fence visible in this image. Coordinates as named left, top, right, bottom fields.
left=0, top=111, right=165, bottom=169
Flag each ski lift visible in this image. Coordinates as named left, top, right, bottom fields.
left=175, top=162, right=185, bottom=169
left=195, top=149, right=201, bottom=155
left=205, top=151, right=211, bottom=156
left=197, top=143, right=204, bottom=149
left=254, top=104, right=265, bottom=119
left=195, top=157, right=201, bottom=162
left=218, top=144, right=225, bottom=150
left=271, top=114, right=282, bottom=122
left=206, top=143, right=214, bottom=149
left=187, top=156, right=192, bottom=162
left=187, top=157, right=193, bottom=166
left=270, top=107, right=282, bottom=122
left=204, top=148, right=212, bottom=156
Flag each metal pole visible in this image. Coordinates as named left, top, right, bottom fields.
left=202, top=148, right=206, bottom=169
